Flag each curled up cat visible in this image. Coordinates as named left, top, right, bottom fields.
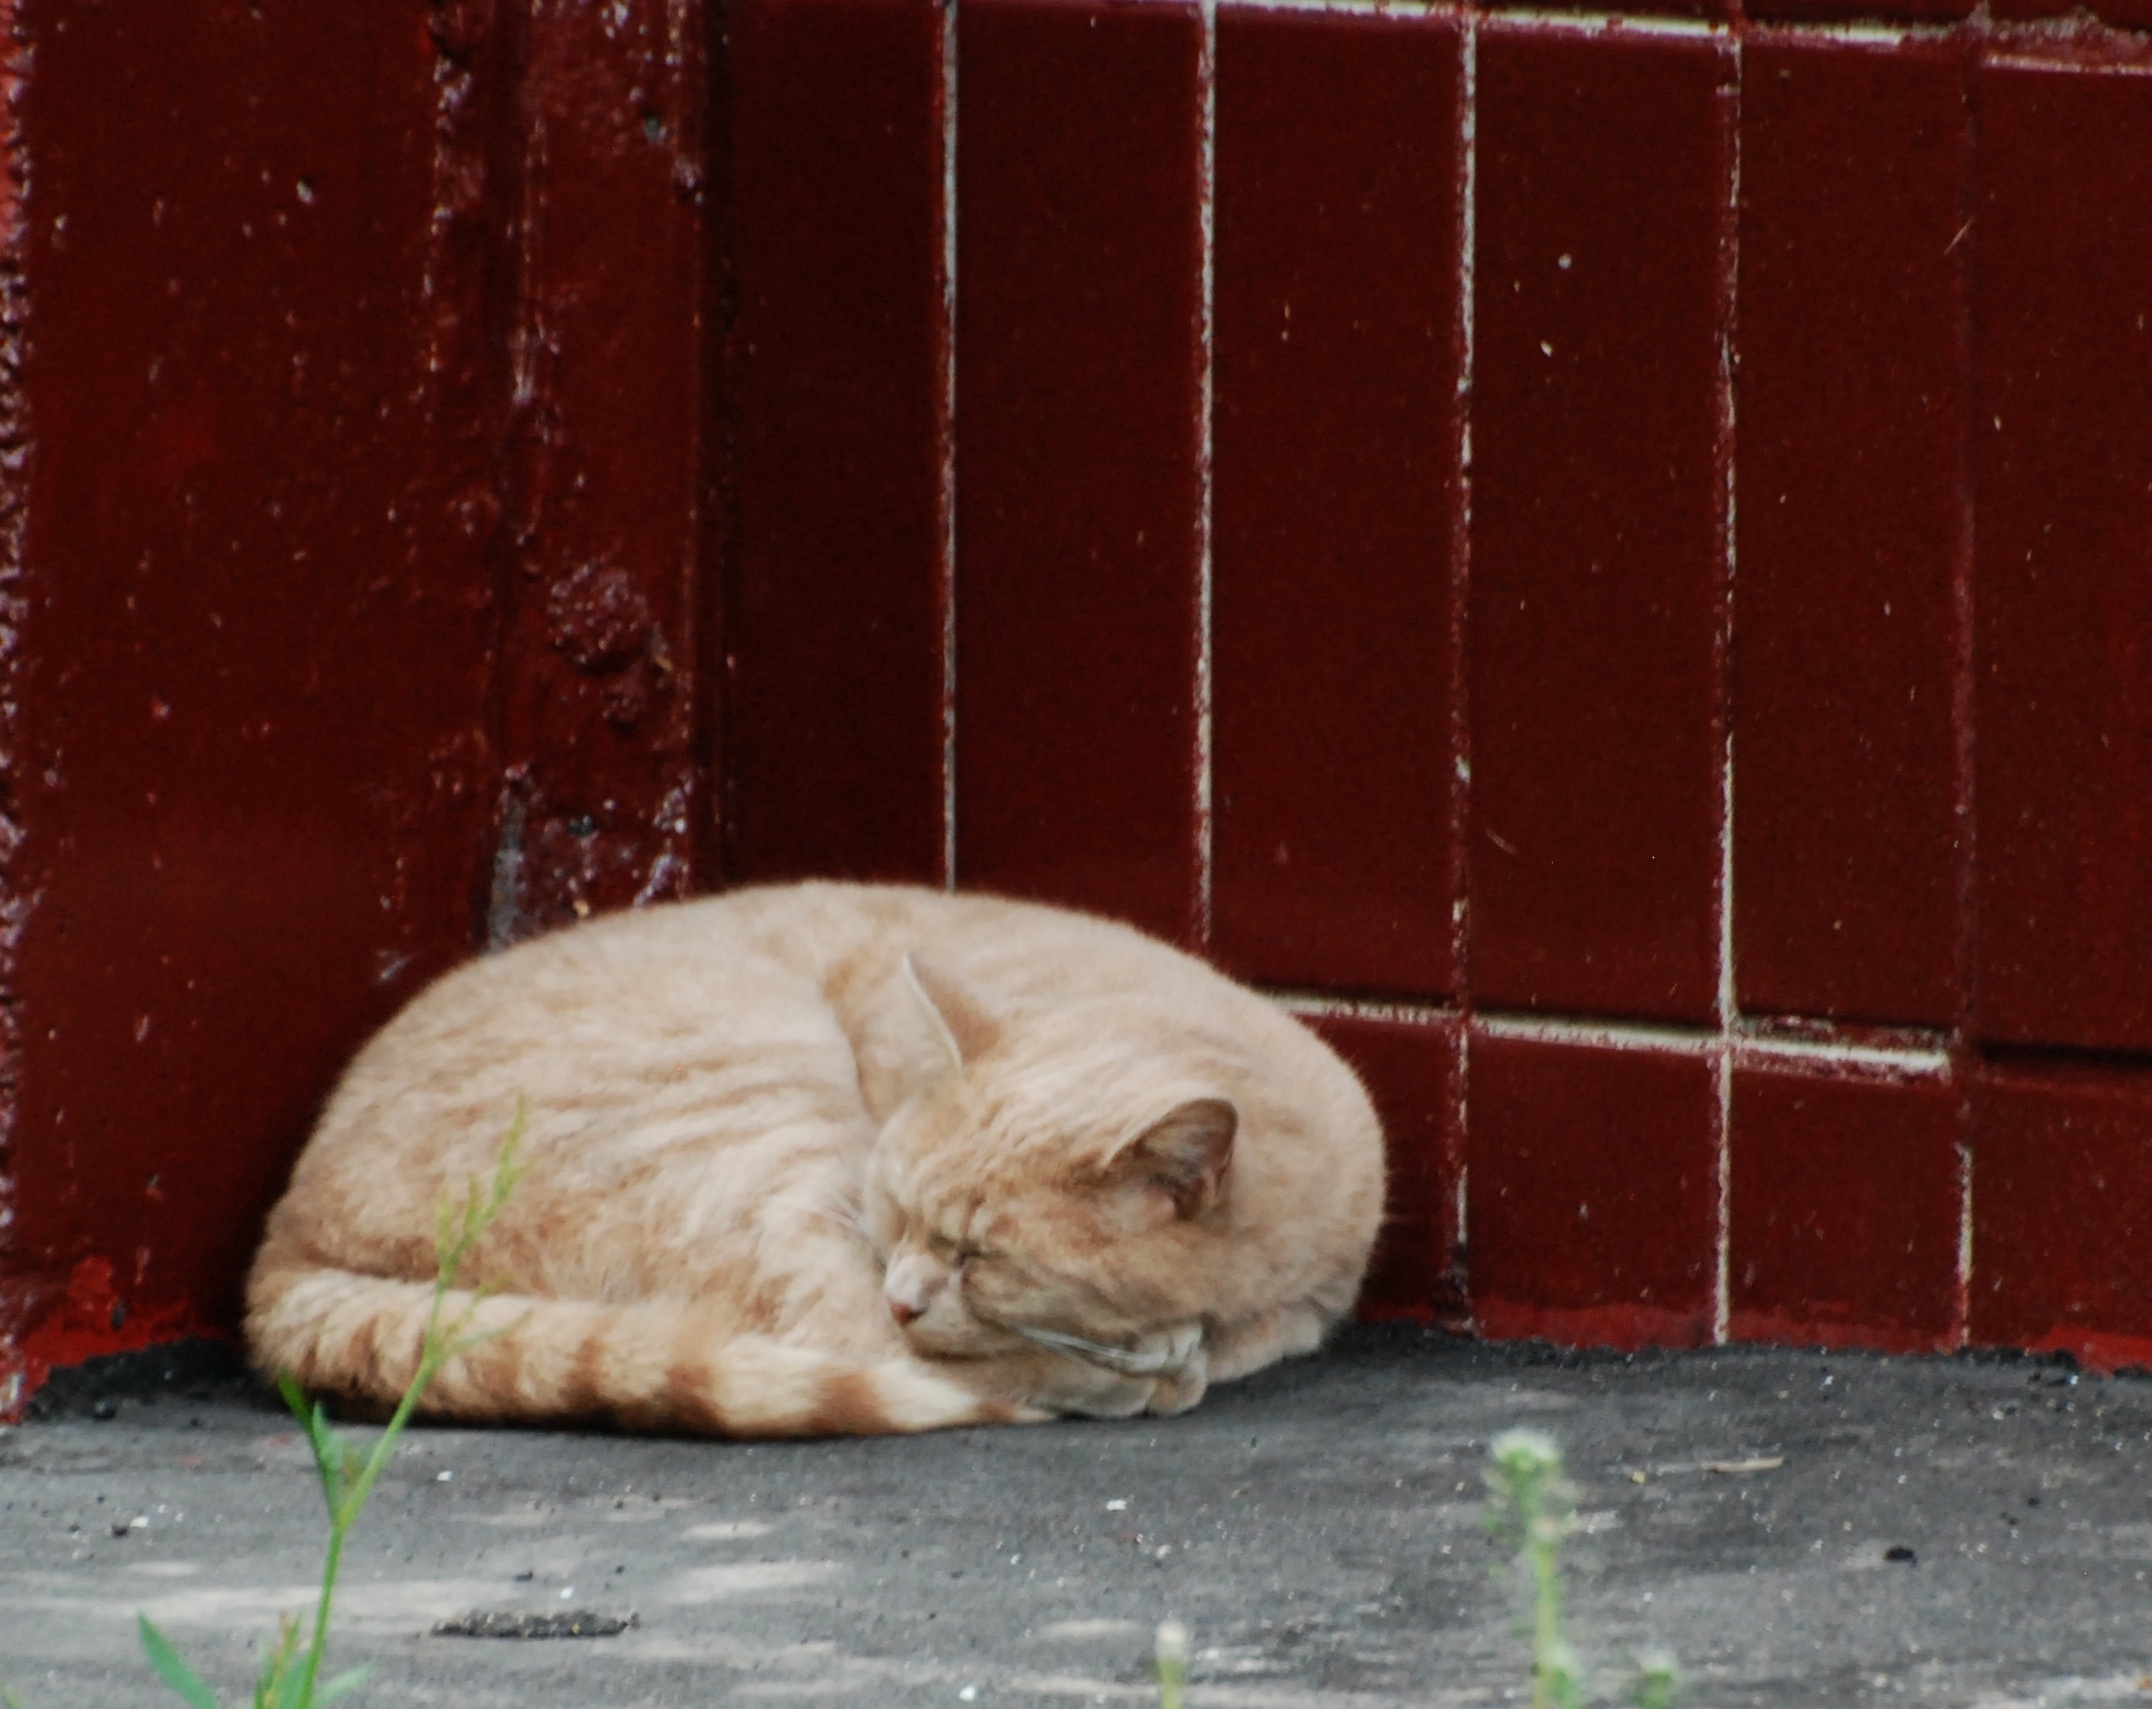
left=246, top=882, right=1387, bottom=1437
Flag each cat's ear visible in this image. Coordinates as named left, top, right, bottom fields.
left=1108, top=1097, right=1238, bottom=1224
left=901, top=952, right=1001, bottom=1070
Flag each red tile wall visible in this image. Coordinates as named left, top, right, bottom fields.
left=1468, top=31, right=1731, bottom=1026
left=1467, top=1036, right=1719, bottom=1350
left=1972, top=1068, right=2152, bottom=1370
left=4, top=0, right=507, bottom=1397
left=1728, top=1067, right=1960, bottom=1353
left=1304, top=1011, right=1466, bottom=1327
left=13, top=0, right=2152, bottom=1404
left=951, top=0, right=1204, bottom=945
left=1209, top=11, right=1462, bottom=997
left=493, top=0, right=708, bottom=933
left=1973, top=66, right=2152, bottom=1056
left=1732, top=41, right=1968, bottom=1029
left=719, top=0, right=949, bottom=889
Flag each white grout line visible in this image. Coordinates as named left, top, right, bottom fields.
left=1474, top=1010, right=1718, bottom=1054
left=1458, top=19, right=1477, bottom=430
left=1948, top=58, right=1978, bottom=1347
left=1728, top=1031, right=1952, bottom=1075
left=1194, top=0, right=1218, bottom=948
left=939, top=0, right=960, bottom=892
left=1981, top=50, right=2152, bottom=76
left=1274, top=992, right=1460, bottom=1027
left=1744, top=18, right=1956, bottom=44
left=1216, top=0, right=1464, bottom=15
left=1472, top=1009, right=1954, bottom=1074
left=1451, top=17, right=1478, bottom=985
left=1453, top=1020, right=1472, bottom=1326
left=1711, top=30, right=1742, bottom=1349
left=1278, top=992, right=1955, bottom=1074
left=1450, top=20, right=1478, bottom=1325
left=1716, top=67, right=1741, bottom=1043
left=1212, top=0, right=2152, bottom=73
left=1715, top=1047, right=1733, bottom=1343
left=1479, top=8, right=1728, bottom=39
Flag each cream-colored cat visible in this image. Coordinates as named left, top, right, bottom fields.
left=247, top=882, right=1385, bottom=1436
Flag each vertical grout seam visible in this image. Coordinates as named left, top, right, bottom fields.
left=1451, top=11, right=1479, bottom=1327
left=1711, top=29, right=1743, bottom=1348
left=1193, top=0, right=1218, bottom=950
left=1949, top=34, right=1982, bottom=1348
left=939, top=0, right=961, bottom=892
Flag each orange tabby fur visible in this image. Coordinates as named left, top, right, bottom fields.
left=246, top=883, right=1386, bottom=1437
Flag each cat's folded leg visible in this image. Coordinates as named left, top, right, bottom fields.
left=942, top=1347, right=1156, bottom=1420
left=1136, top=1329, right=1209, bottom=1417
left=1201, top=1299, right=1333, bottom=1385
left=949, top=1321, right=1210, bottom=1420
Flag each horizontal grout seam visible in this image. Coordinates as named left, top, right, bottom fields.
left=1209, top=0, right=2152, bottom=69
left=1272, top=994, right=1956, bottom=1075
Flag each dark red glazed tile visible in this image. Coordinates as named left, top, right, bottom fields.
left=722, top=0, right=947, bottom=888
left=1467, top=1035, right=1717, bottom=1348
left=1728, top=1067, right=1959, bottom=1353
left=1974, top=69, right=2152, bottom=1055
left=954, top=0, right=1202, bottom=944
left=1303, top=1011, right=1465, bottom=1326
left=1468, top=33, right=1730, bottom=1025
left=7, top=0, right=500, bottom=1388
left=495, top=0, right=708, bottom=930
left=1733, top=43, right=1967, bottom=1028
left=1210, top=10, right=1461, bottom=998
left=1971, top=1067, right=2152, bottom=1370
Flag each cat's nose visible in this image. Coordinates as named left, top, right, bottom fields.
left=888, top=1297, right=922, bottom=1326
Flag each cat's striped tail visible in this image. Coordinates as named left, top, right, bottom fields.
left=244, top=1252, right=1025, bottom=1438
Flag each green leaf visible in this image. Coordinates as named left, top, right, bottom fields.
left=139, top=1615, right=223, bottom=1709
left=4, top=1683, right=31, bottom=1709
left=251, top=1612, right=301, bottom=1709
left=315, top=1664, right=373, bottom=1704
left=269, top=1651, right=313, bottom=1709
left=279, top=1375, right=345, bottom=1511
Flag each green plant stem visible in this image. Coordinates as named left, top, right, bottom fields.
left=1528, top=1514, right=1565, bottom=1709
left=293, top=1193, right=496, bottom=1706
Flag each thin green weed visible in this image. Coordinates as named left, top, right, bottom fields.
left=1154, top=1619, right=1190, bottom=1709
left=1486, top=1428, right=1679, bottom=1709
left=133, top=1107, right=527, bottom=1709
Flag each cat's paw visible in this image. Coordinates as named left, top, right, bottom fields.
left=1053, top=1325, right=1209, bottom=1419
left=1141, top=1335, right=1209, bottom=1416
left=1142, top=1320, right=1204, bottom=1375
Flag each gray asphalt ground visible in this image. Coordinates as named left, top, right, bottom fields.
left=6, top=1326, right=2152, bottom=1708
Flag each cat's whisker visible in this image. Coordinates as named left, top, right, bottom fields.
left=1011, top=1323, right=1180, bottom=1377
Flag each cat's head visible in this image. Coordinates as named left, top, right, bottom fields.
left=861, top=953, right=1237, bottom=1369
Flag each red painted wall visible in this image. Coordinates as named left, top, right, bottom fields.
left=5, top=0, right=2152, bottom=1412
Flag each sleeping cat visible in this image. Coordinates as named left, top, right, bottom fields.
left=246, top=882, right=1386, bottom=1436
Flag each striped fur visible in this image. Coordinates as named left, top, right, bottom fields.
left=245, top=883, right=1386, bottom=1438
left=248, top=1245, right=1019, bottom=1435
